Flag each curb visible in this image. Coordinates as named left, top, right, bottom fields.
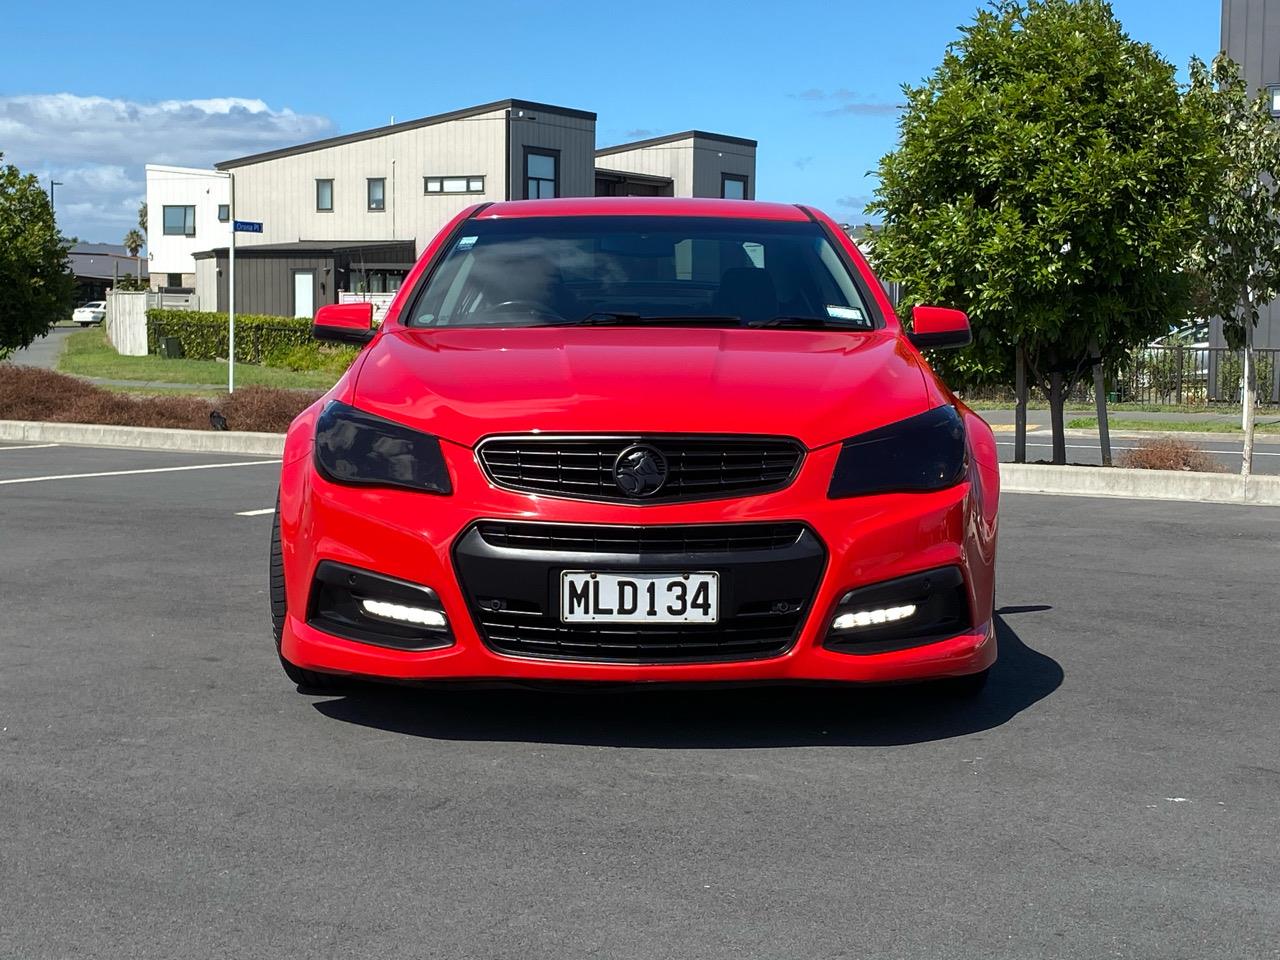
left=0, top=420, right=284, bottom=457
left=1000, top=462, right=1280, bottom=506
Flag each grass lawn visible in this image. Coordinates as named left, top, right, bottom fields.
left=57, top=328, right=342, bottom=391
left=1067, top=417, right=1280, bottom=434
left=972, top=399, right=1278, bottom=414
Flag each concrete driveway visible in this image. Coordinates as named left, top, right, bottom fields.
left=5, top=325, right=76, bottom=370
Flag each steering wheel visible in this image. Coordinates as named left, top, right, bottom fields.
left=487, top=299, right=566, bottom=323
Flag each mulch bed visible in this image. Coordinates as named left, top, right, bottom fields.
left=0, top=366, right=322, bottom=434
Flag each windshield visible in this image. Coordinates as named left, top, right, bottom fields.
left=406, top=216, right=875, bottom=330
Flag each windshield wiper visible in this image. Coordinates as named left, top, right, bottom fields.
left=746, top=316, right=841, bottom=329
left=560, top=312, right=744, bottom=327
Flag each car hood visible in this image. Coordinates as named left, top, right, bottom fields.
left=351, top=326, right=932, bottom=449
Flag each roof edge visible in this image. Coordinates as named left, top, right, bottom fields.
left=593, top=166, right=675, bottom=185
left=216, top=98, right=596, bottom=170
left=595, top=129, right=757, bottom=156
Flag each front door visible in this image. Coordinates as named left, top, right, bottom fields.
left=293, top=270, right=315, bottom=318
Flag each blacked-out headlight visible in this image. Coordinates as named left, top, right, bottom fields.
left=828, top=405, right=967, bottom=498
left=314, top=400, right=452, bottom=494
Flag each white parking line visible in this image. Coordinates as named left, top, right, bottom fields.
left=0, top=443, right=60, bottom=452
left=236, top=507, right=276, bottom=517
left=0, top=459, right=281, bottom=486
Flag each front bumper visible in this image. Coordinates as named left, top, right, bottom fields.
left=277, top=439, right=997, bottom=685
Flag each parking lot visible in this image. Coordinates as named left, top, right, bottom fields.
left=1, top=441, right=1277, bottom=959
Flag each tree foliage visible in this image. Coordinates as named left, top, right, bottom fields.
left=1185, top=54, right=1280, bottom=476
left=122, top=228, right=145, bottom=258
left=1187, top=55, right=1280, bottom=347
left=868, top=0, right=1215, bottom=458
left=0, top=153, right=75, bottom=360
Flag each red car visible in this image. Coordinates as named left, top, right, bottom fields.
left=272, top=198, right=1000, bottom=695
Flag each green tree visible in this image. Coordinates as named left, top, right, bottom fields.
left=0, top=153, right=75, bottom=360
left=122, top=227, right=145, bottom=287
left=138, top=201, right=147, bottom=235
left=868, top=0, right=1214, bottom=463
left=1187, top=54, right=1280, bottom=479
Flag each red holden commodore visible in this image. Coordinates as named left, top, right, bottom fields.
left=271, top=198, right=999, bottom=696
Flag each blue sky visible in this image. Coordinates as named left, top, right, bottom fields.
left=0, top=0, right=1220, bottom=243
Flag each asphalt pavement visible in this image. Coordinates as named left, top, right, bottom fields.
left=1, top=442, right=1277, bottom=959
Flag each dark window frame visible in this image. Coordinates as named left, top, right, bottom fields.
left=161, top=204, right=196, bottom=237
left=316, top=178, right=334, bottom=212
left=424, top=175, right=486, bottom=195
left=217, top=204, right=230, bottom=223
left=523, top=147, right=560, bottom=200
left=720, top=174, right=749, bottom=200
left=367, top=177, right=386, bottom=212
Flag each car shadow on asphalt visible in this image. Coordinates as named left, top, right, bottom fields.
left=311, top=609, right=1063, bottom=748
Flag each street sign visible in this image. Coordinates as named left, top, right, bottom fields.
left=233, top=220, right=263, bottom=233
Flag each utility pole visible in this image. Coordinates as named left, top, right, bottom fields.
left=49, top=178, right=63, bottom=218
left=225, top=172, right=237, bottom=394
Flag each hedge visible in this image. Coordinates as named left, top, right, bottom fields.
left=146, top=309, right=313, bottom=363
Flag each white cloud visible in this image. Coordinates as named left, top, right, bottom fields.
left=0, top=93, right=333, bottom=243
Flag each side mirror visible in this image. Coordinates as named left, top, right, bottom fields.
left=314, top=302, right=376, bottom=344
left=908, top=306, right=971, bottom=350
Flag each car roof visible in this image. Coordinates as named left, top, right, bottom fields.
left=475, top=197, right=812, bottom=222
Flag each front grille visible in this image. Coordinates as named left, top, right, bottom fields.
left=475, top=520, right=805, bottom=555
left=474, top=610, right=804, bottom=662
left=453, top=521, right=826, bottom=664
left=476, top=435, right=804, bottom=503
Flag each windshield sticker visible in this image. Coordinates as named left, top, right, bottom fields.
left=457, top=235, right=478, bottom=251
left=826, top=305, right=865, bottom=322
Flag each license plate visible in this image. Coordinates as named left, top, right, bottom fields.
left=561, top=571, right=719, bottom=623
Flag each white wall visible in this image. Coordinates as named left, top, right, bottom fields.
left=225, top=107, right=512, bottom=258
left=597, top=138, right=696, bottom=196
left=194, top=256, right=217, bottom=311
left=596, top=135, right=756, bottom=199
left=145, top=165, right=230, bottom=282
left=105, top=291, right=148, bottom=356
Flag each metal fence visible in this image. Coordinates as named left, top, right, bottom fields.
left=957, top=347, right=1280, bottom=408
left=1113, top=347, right=1280, bottom=406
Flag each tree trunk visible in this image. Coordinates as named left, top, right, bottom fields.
left=1090, top=338, right=1111, bottom=466
left=1049, top=372, right=1067, bottom=465
left=1015, top=344, right=1027, bottom=463
left=1242, top=322, right=1255, bottom=480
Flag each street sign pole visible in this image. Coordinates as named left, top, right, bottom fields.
left=228, top=172, right=236, bottom=394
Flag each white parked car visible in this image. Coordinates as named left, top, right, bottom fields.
left=72, top=301, right=106, bottom=327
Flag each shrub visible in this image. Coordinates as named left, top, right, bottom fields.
left=1216, top=351, right=1276, bottom=402
left=0, top=365, right=321, bottom=433
left=146, top=309, right=314, bottom=363
left=1120, top=437, right=1223, bottom=473
left=262, top=340, right=359, bottom=375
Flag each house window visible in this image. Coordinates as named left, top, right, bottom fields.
left=162, top=205, right=196, bottom=237
left=525, top=148, right=559, bottom=199
left=316, top=179, right=334, bottom=212
left=348, top=269, right=407, bottom=294
left=166, top=273, right=183, bottom=288
left=217, top=204, right=230, bottom=222
left=424, top=176, right=485, bottom=194
left=721, top=175, right=748, bottom=200
left=367, top=178, right=385, bottom=211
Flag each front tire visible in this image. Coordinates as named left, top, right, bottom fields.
left=270, top=498, right=348, bottom=692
